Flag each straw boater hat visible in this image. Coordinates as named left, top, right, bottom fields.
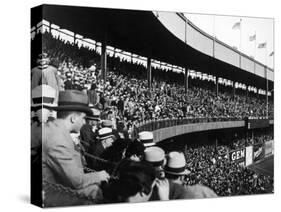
left=165, top=152, right=190, bottom=176
left=53, top=90, right=92, bottom=116
left=144, top=146, right=165, bottom=167
left=138, top=131, right=155, bottom=147
left=101, top=120, right=113, bottom=128
left=97, top=127, right=114, bottom=140
left=31, top=85, right=57, bottom=110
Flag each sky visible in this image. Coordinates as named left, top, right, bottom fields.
left=184, top=13, right=274, bottom=69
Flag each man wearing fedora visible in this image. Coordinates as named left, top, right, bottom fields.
left=80, top=108, right=101, bottom=147
left=42, top=90, right=110, bottom=200
left=165, top=152, right=217, bottom=199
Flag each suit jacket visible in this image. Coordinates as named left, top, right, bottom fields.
left=42, top=119, right=103, bottom=199
left=150, top=180, right=217, bottom=201
left=31, top=65, right=59, bottom=91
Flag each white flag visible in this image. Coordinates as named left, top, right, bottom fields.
left=249, top=34, right=256, bottom=41
left=258, top=42, right=267, bottom=48
left=232, top=21, right=241, bottom=30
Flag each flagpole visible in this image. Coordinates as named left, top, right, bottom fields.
left=239, top=19, right=242, bottom=68
left=213, top=15, right=215, bottom=58
left=254, top=31, right=256, bottom=58
left=265, top=44, right=268, bottom=119
left=254, top=31, right=256, bottom=74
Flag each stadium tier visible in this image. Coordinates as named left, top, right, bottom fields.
left=31, top=5, right=274, bottom=208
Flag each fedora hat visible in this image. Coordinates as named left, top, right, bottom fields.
left=31, top=85, right=57, bottom=110
left=138, top=131, right=155, bottom=147
left=144, top=146, right=165, bottom=167
left=165, top=152, right=190, bottom=176
left=97, top=127, right=114, bottom=140
left=53, top=90, right=92, bottom=116
left=86, top=108, right=101, bottom=121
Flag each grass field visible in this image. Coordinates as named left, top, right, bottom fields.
left=249, top=155, right=274, bottom=177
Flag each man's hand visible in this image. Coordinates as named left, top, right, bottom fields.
left=155, top=178, right=169, bottom=201
left=96, top=170, right=110, bottom=182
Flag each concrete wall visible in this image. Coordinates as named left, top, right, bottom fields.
left=153, top=121, right=245, bottom=143
left=155, top=12, right=274, bottom=82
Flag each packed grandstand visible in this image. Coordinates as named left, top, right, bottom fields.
left=31, top=13, right=274, bottom=207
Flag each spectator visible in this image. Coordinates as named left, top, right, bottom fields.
left=165, top=152, right=217, bottom=198
left=103, top=160, right=169, bottom=203
left=138, top=131, right=155, bottom=148
left=124, top=140, right=145, bottom=161
left=42, top=90, right=110, bottom=199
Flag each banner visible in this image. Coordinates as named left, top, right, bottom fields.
left=245, top=146, right=253, bottom=167
left=264, top=140, right=274, bottom=157
left=253, top=144, right=264, bottom=162
left=229, top=148, right=246, bottom=164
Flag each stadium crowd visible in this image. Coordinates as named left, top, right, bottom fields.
left=184, top=134, right=274, bottom=196
left=31, top=32, right=274, bottom=206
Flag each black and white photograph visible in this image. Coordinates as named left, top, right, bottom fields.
left=30, top=3, right=274, bottom=208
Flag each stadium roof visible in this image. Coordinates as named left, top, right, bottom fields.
left=32, top=4, right=273, bottom=90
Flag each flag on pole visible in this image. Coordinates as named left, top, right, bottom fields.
left=258, top=42, right=267, bottom=48
left=269, top=51, right=274, bottom=56
left=249, top=34, right=256, bottom=41
left=232, top=21, right=241, bottom=30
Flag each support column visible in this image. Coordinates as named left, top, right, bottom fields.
left=216, top=76, right=219, bottom=97
left=101, top=40, right=107, bottom=81
left=147, top=58, right=152, bottom=91
left=184, top=68, right=189, bottom=93
left=233, top=81, right=236, bottom=99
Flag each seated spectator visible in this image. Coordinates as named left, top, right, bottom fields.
left=91, top=128, right=116, bottom=171
left=124, top=140, right=145, bottom=161
left=165, top=152, right=217, bottom=198
left=165, top=152, right=190, bottom=185
left=31, top=85, right=58, bottom=160
left=103, top=160, right=169, bottom=203
left=138, top=131, right=155, bottom=148
left=42, top=90, right=110, bottom=199
left=144, top=146, right=166, bottom=179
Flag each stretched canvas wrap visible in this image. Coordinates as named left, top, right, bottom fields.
left=31, top=4, right=274, bottom=208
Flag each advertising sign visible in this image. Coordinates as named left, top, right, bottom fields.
left=229, top=148, right=246, bottom=164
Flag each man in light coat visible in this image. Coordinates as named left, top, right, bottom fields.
left=42, top=90, right=109, bottom=204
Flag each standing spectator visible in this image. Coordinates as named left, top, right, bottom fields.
left=31, top=53, right=60, bottom=101
left=117, top=96, right=124, bottom=115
